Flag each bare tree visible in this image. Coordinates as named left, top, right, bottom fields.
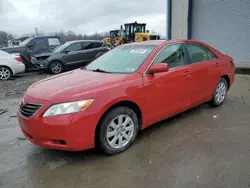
left=0, top=29, right=110, bottom=46
left=0, top=31, right=13, bottom=46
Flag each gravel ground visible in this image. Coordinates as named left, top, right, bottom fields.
left=0, top=72, right=50, bottom=99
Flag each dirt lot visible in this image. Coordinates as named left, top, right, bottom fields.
left=0, top=71, right=250, bottom=188
left=0, top=72, right=50, bottom=99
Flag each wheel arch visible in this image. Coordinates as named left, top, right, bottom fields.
left=49, top=59, right=64, bottom=67
left=221, top=74, right=230, bottom=88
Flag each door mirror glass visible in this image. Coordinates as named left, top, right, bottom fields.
left=149, top=63, right=169, bottom=74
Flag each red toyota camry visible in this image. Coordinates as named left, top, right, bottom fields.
left=17, top=40, right=235, bottom=155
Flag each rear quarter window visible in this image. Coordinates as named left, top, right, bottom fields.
left=48, top=38, right=60, bottom=46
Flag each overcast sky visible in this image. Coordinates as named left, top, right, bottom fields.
left=0, top=0, right=167, bottom=37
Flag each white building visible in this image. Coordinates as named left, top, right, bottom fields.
left=167, top=0, right=250, bottom=68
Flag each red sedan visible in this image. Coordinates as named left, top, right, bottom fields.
left=17, top=40, right=235, bottom=155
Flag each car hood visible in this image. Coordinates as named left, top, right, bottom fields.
left=34, top=52, right=53, bottom=58
left=1, top=46, right=26, bottom=53
left=25, top=69, right=131, bottom=103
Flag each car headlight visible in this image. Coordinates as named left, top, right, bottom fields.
left=43, top=99, right=94, bottom=117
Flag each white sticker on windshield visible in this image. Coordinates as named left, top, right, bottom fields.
left=130, top=49, right=147, bottom=54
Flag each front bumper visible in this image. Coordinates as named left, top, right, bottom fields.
left=17, top=95, right=100, bottom=151
left=32, top=59, right=49, bottom=70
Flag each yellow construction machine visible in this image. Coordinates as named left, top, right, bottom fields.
left=124, top=22, right=160, bottom=43
left=103, top=21, right=160, bottom=47
left=103, top=27, right=125, bottom=47
left=124, top=21, right=160, bottom=43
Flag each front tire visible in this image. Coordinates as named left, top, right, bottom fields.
left=97, top=107, right=139, bottom=155
left=209, top=78, right=228, bottom=107
left=49, top=61, right=63, bottom=74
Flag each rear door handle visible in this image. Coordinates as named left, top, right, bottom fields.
left=184, top=70, right=191, bottom=76
left=216, top=62, right=219, bottom=67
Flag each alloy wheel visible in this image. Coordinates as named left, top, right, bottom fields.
left=215, top=81, right=227, bottom=103
left=106, top=114, right=135, bottom=149
left=51, top=62, right=62, bottom=74
left=0, top=67, right=11, bottom=80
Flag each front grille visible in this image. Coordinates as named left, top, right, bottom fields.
left=19, top=103, right=42, bottom=118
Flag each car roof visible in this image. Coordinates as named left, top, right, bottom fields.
left=66, top=40, right=104, bottom=44
left=29, top=36, right=59, bottom=39
left=125, top=40, right=166, bottom=46
left=124, top=39, right=208, bottom=47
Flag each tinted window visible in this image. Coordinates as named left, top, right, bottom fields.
left=81, top=42, right=91, bottom=49
left=153, top=43, right=185, bottom=69
left=65, top=43, right=82, bottom=52
left=84, top=42, right=103, bottom=49
left=205, top=48, right=217, bottom=60
left=86, top=45, right=156, bottom=73
left=33, top=38, right=47, bottom=49
left=186, top=43, right=208, bottom=64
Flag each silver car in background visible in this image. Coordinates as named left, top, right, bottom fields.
left=0, top=50, right=25, bottom=80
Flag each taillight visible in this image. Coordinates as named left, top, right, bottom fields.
left=15, top=56, right=22, bottom=62
left=225, top=54, right=235, bottom=67
left=231, top=59, right=236, bottom=67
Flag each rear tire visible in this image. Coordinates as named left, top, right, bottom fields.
left=209, top=78, right=228, bottom=107
left=0, top=66, right=12, bottom=80
left=49, top=61, right=63, bottom=74
left=97, top=107, right=139, bottom=155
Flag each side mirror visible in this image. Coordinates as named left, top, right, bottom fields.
left=64, top=50, right=70, bottom=54
left=149, top=63, right=169, bottom=74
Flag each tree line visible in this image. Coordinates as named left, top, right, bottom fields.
left=0, top=30, right=110, bottom=46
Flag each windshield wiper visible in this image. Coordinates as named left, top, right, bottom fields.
left=91, top=68, right=110, bottom=73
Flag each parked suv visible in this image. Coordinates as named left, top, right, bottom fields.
left=1, top=36, right=61, bottom=71
left=33, top=40, right=110, bottom=74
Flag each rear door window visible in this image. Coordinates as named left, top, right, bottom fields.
left=204, top=47, right=218, bottom=60
left=185, top=43, right=208, bottom=64
left=84, top=42, right=103, bottom=50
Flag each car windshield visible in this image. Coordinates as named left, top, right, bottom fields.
left=53, top=45, right=62, bottom=52
left=110, top=31, right=122, bottom=38
left=19, top=37, right=33, bottom=46
left=53, top=43, right=70, bottom=53
left=85, top=45, right=156, bottom=74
